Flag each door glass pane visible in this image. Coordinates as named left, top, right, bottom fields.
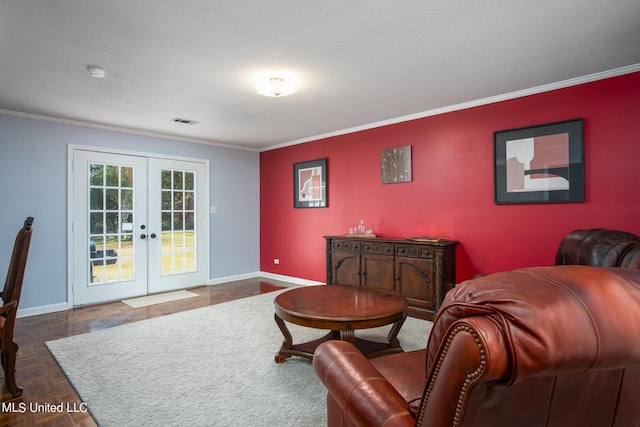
left=121, top=166, right=133, bottom=188
left=105, top=189, right=119, bottom=210
left=161, top=170, right=171, bottom=189
left=173, top=191, right=183, bottom=210
left=90, top=212, right=103, bottom=234
left=185, top=212, right=194, bottom=231
left=162, top=191, right=171, bottom=210
left=105, top=212, right=119, bottom=233
left=160, top=168, right=197, bottom=275
left=185, top=192, right=194, bottom=210
left=90, top=164, right=103, bottom=186
left=185, top=172, right=194, bottom=191
left=121, top=189, right=133, bottom=210
left=162, top=212, right=171, bottom=231
left=90, top=188, right=103, bottom=210
left=88, top=162, right=135, bottom=285
left=121, top=212, right=134, bottom=235
left=173, top=212, right=184, bottom=230
left=105, top=165, right=119, bottom=186
left=173, top=171, right=183, bottom=190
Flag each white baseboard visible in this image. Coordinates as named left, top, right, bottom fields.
left=208, top=271, right=261, bottom=285
left=208, top=271, right=324, bottom=287
left=258, top=272, right=325, bottom=286
left=17, top=302, right=69, bottom=318
left=17, top=272, right=323, bottom=318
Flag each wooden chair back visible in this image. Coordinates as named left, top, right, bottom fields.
left=1, top=216, right=34, bottom=399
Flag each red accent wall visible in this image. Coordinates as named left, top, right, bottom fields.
left=260, top=72, right=640, bottom=283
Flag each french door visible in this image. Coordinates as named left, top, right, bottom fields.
left=71, top=149, right=208, bottom=306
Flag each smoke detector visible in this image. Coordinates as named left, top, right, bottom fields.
left=87, top=66, right=106, bottom=78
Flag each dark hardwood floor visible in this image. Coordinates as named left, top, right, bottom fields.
left=0, top=278, right=294, bottom=426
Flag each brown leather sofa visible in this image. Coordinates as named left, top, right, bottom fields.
left=313, top=230, right=640, bottom=427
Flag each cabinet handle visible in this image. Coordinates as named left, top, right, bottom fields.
left=419, top=269, right=430, bottom=282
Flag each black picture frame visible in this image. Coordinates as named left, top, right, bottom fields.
left=293, top=158, right=327, bottom=208
left=494, top=119, right=584, bottom=204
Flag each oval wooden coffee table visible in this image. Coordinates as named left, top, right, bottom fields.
left=274, top=284, right=408, bottom=363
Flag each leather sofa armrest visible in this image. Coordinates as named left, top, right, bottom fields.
left=313, top=340, right=415, bottom=427
left=419, top=318, right=510, bottom=426
left=621, top=244, right=640, bottom=268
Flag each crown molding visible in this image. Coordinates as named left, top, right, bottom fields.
left=2, top=64, right=638, bottom=154
left=262, top=64, right=640, bottom=152
left=0, top=109, right=260, bottom=152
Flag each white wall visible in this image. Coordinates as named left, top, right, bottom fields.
left=0, top=113, right=260, bottom=312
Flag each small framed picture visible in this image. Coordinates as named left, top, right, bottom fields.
left=293, top=158, right=327, bottom=208
left=380, top=145, right=412, bottom=184
left=494, top=119, right=584, bottom=204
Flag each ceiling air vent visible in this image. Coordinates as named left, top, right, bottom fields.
left=171, top=117, right=199, bottom=125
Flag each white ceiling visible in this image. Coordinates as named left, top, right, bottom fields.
left=1, top=1, right=639, bottom=151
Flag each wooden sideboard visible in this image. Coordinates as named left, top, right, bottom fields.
left=324, top=236, right=458, bottom=320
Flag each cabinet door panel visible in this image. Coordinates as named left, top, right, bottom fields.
left=362, top=254, right=395, bottom=291
left=395, top=257, right=435, bottom=310
left=332, top=251, right=360, bottom=285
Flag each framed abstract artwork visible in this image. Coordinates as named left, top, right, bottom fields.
left=293, top=158, right=327, bottom=208
left=494, top=119, right=584, bottom=204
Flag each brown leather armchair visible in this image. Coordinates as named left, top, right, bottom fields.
left=314, top=236, right=640, bottom=426
left=554, top=228, right=640, bottom=268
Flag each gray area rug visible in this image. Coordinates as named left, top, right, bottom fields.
left=46, top=289, right=433, bottom=427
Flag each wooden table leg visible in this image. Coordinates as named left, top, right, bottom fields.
left=340, top=329, right=355, bottom=343
left=274, top=315, right=339, bottom=363
left=274, top=313, right=292, bottom=363
left=387, top=311, right=407, bottom=349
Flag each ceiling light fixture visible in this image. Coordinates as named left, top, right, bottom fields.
left=254, top=72, right=298, bottom=97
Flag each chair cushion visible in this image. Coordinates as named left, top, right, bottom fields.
left=370, top=348, right=427, bottom=415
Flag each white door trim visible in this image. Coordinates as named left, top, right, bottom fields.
left=67, top=144, right=210, bottom=307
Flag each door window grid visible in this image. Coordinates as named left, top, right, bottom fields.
left=161, top=169, right=197, bottom=275
left=88, top=163, right=135, bottom=284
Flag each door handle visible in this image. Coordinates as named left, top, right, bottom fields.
left=140, top=234, right=146, bottom=239
left=150, top=233, right=157, bottom=239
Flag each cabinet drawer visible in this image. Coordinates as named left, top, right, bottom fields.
left=380, top=244, right=395, bottom=255
left=332, top=240, right=349, bottom=251
left=415, top=246, right=434, bottom=258
left=362, top=242, right=394, bottom=255
left=396, top=245, right=434, bottom=258
left=331, top=240, right=362, bottom=252
left=395, top=245, right=410, bottom=257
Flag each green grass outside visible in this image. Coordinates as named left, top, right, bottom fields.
left=91, top=232, right=195, bottom=283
